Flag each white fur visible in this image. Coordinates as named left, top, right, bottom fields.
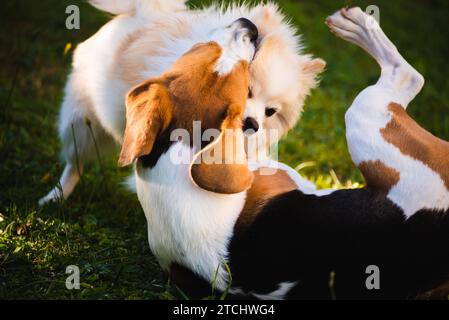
left=230, top=281, right=298, bottom=300
left=252, top=281, right=298, bottom=300
left=73, top=15, right=148, bottom=142
left=134, top=142, right=246, bottom=291
left=89, top=0, right=187, bottom=16
left=328, top=8, right=449, bottom=217
left=212, top=22, right=256, bottom=76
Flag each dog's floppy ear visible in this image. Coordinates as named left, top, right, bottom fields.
left=190, top=104, right=254, bottom=194
left=118, top=79, right=172, bottom=167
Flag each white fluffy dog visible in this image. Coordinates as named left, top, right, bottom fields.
left=40, top=0, right=325, bottom=204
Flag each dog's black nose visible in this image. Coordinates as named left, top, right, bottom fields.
left=243, top=117, right=259, bottom=133
left=235, top=17, right=258, bottom=42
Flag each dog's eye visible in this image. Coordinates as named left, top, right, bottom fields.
left=265, top=107, right=277, bottom=117
left=248, top=87, right=253, bottom=99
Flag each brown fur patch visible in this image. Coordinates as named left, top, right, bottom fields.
left=190, top=105, right=254, bottom=194
left=359, top=160, right=400, bottom=194
left=235, top=168, right=297, bottom=234
left=381, top=102, right=449, bottom=190
left=167, top=43, right=249, bottom=135
left=118, top=81, right=172, bottom=167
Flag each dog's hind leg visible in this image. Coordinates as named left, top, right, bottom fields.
left=39, top=77, right=116, bottom=205
left=327, top=8, right=449, bottom=217
left=327, top=7, right=424, bottom=108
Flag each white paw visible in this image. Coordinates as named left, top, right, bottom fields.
left=326, top=7, right=379, bottom=43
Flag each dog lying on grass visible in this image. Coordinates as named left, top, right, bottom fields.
left=117, top=7, right=449, bottom=299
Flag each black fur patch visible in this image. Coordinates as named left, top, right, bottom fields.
left=227, top=189, right=449, bottom=299
left=169, top=263, right=212, bottom=299
left=139, top=129, right=174, bottom=168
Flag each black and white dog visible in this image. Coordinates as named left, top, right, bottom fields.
left=118, top=8, right=449, bottom=299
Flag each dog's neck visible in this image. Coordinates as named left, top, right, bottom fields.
left=134, top=141, right=246, bottom=290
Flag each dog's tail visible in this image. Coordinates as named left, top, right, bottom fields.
left=89, top=0, right=187, bottom=16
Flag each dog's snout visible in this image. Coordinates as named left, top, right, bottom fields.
left=243, top=117, right=259, bottom=133
left=233, top=18, right=258, bottom=42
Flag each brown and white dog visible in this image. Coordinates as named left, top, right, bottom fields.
left=39, top=0, right=325, bottom=205
left=117, top=7, right=449, bottom=299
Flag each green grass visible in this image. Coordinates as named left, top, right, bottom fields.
left=1, top=0, right=448, bottom=299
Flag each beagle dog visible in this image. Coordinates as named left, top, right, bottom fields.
left=120, top=8, right=449, bottom=299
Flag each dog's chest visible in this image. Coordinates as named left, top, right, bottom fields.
left=135, top=142, right=246, bottom=288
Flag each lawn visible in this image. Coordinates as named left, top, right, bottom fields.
left=1, top=0, right=448, bottom=299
